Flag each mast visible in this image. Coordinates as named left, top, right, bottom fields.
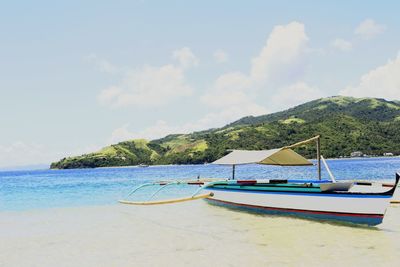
left=316, top=136, right=321, bottom=180
left=232, top=164, right=236, bottom=180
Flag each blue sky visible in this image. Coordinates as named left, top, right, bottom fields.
left=1, top=1, right=400, bottom=168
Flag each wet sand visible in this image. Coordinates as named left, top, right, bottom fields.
left=1, top=201, right=400, bottom=267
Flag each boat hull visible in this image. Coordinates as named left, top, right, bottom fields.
left=203, top=187, right=392, bottom=226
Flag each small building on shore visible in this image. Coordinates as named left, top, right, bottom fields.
left=383, top=152, right=394, bottom=157
left=350, top=151, right=363, bottom=157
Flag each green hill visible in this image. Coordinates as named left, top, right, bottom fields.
left=50, top=96, right=400, bottom=169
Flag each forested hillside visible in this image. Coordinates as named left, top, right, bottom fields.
left=51, top=96, right=400, bottom=169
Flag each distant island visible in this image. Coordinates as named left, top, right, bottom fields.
left=51, top=96, right=400, bottom=169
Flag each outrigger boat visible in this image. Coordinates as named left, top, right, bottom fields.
left=119, top=136, right=399, bottom=226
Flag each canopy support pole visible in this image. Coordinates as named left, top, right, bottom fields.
left=232, top=164, right=236, bottom=180
left=316, top=136, right=321, bottom=180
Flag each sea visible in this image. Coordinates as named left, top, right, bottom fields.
left=1, top=157, right=400, bottom=211
left=2, top=157, right=400, bottom=267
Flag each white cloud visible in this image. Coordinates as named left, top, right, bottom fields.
left=105, top=22, right=320, bottom=144
left=97, top=47, right=197, bottom=108
left=109, top=124, right=136, bottom=144
left=331, top=38, right=352, bottom=51
left=110, top=104, right=268, bottom=142
left=355, top=19, right=386, bottom=39
left=340, top=52, right=400, bottom=100
left=0, top=142, right=46, bottom=168
left=97, top=86, right=122, bottom=105
left=97, top=63, right=193, bottom=108
left=250, top=22, right=308, bottom=84
left=86, top=54, right=119, bottom=74
left=196, top=103, right=266, bottom=129
left=204, top=105, right=268, bottom=126
left=201, top=21, right=310, bottom=115
left=0, top=142, right=100, bottom=168
left=271, top=82, right=323, bottom=109
left=137, top=120, right=187, bottom=140
left=172, top=47, right=198, bottom=69
left=201, top=72, right=252, bottom=108
left=110, top=121, right=195, bottom=142
left=200, top=70, right=268, bottom=128
left=213, top=50, right=228, bottom=63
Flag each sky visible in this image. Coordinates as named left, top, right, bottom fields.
left=1, top=0, right=400, bottom=168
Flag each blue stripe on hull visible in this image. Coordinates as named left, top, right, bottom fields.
left=205, top=198, right=383, bottom=226
left=209, top=187, right=391, bottom=198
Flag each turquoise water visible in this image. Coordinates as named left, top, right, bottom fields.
left=1, top=157, right=399, bottom=211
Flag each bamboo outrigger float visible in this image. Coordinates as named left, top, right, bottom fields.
left=119, top=136, right=399, bottom=226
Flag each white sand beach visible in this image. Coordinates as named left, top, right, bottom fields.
left=1, top=201, right=400, bottom=267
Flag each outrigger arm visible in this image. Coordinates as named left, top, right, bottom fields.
left=118, top=180, right=216, bottom=205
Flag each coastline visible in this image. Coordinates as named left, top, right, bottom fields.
left=49, top=156, right=400, bottom=171
left=1, top=202, right=400, bottom=267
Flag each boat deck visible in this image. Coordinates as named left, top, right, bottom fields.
left=207, top=179, right=396, bottom=195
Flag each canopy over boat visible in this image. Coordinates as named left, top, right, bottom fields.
left=212, top=136, right=320, bottom=179
left=212, top=148, right=313, bottom=166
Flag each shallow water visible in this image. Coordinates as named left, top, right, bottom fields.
left=1, top=202, right=399, bottom=267
left=1, top=157, right=400, bottom=211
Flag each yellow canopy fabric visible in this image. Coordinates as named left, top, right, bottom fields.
left=212, top=148, right=312, bottom=166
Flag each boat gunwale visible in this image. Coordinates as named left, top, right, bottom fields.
left=207, top=174, right=399, bottom=197
left=207, top=186, right=393, bottom=198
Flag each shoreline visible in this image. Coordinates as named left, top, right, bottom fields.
left=47, top=155, right=400, bottom=171
left=3, top=156, right=399, bottom=172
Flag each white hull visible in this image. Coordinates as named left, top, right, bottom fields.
left=203, top=187, right=394, bottom=225
left=205, top=189, right=390, bottom=214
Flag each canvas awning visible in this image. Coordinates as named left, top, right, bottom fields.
left=212, top=148, right=313, bottom=166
